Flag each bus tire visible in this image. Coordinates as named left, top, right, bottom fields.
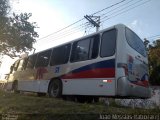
left=48, top=79, right=62, bottom=98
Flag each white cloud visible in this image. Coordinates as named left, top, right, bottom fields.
left=128, top=20, right=143, bottom=38
left=131, top=20, right=138, bottom=27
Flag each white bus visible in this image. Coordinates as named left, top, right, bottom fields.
left=6, top=24, right=151, bottom=102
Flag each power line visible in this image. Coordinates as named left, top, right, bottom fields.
left=37, top=22, right=87, bottom=42
left=37, top=18, right=85, bottom=41
left=36, top=23, right=94, bottom=44
left=146, top=36, right=160, bottom=42
left=100, top=0, right=137, bottom=20
left=37, top=24, right=86, bottom=43
left=148, top=38, right=160, bottom=42
left=146, top=35, right=160, bottom=39
left=101, top=0, right=150, bottom=22
left=48, top=29, right=83, bottom=42
left=37, top=0, right=127, bottom=41
left=37, top=0, right=151, bottom=43
left=91, top=0, right=127, bottom=15
left=101, top=0, right=151, bottom=23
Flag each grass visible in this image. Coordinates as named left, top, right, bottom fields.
left=0, top=90, right=159, bottom=120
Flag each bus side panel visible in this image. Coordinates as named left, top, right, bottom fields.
left=6, top=74, right=15, bottom=90
left=62, top=78, right=115, bottom=96
left=61, top=57, right=116, bottom=96
left=18, top=80, right=39, bottom=92
left=18, top=80, right=50, bottom=93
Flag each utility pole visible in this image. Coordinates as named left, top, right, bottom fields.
left=84, top=15, right=100, bottom=32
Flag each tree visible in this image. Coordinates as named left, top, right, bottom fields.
left=147, top=39, right=160, bottom=85
left=0, top=0, right=38, bottom=58
left=144, top=38, right=150, bottom=50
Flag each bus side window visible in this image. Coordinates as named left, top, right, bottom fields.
left=70, top=34, right=99, bottom=62
left=22, top=57, right=28, bottom=70
left=26, top=54, right=37, bottom=69
left=100, top=29, right=117, bottom=57
left=50, top=44, right=71, bottom=66
left=90, top=35, right=100, bottom=59
left=10, top=64, right=15, bottom=74
left=17, top=59, right=24, bottom=71
left=71, top=38, right=90, bottom=62
left=35, top=49, right=52, bottom=68
left=14, top=60, right=20, bottom=71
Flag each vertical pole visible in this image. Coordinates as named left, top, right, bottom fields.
left=96, top=16, right=100, bottom=32
left=84, top=15, right=100, bottom=32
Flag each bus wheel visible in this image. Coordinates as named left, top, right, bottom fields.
left=48, top=79, right=62, bottom=98
left=12, top=80, right=19, bottom=93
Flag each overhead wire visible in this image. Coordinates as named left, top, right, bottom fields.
left=91, top=0, right=127, bottom=15
left=37, top=22, right=87, bottom=42
left=38, top=25, right=86, bottom=43
left=51, top=0, right=150, bottom=41
left=39, top=22, right=94, bottom=43
left=101, top=0, right=151, bottom=23
left=36, top=0, right=151, bottom=44
left=37, top=18, right=85, bottom=41
left=146, top=35, right=160, bottom=39
left=100, top=0, right=138, bottom=20
left=37, top=0, right=127, bottom=42
left=146, top=35, right=160, bottom=42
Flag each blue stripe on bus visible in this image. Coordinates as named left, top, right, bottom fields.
left=62, top=59, right=115, bottom=79
left=71, top=59, right=115, bottom=73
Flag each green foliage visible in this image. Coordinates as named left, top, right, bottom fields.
left=147, top=39, right=160, bottom=85
left=0, top=0, right=10, bottom=16
left=0, top=0, right=38, bottom=58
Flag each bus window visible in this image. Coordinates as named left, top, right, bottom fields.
left=90, top=35, right=100, bottom=59
left=13, top=60, right=20, bottom=71
left=22, top=57, right=28, bottom=70
left=10, top=64, right=14, bottom=74
left=71, top=35, right=100, bottom=62
left=35, top=49, right=52, bottom=68
left=17, top=59, right=24, bottom=71
left=50, top=44, right=71, bottom=66
left=125, top=28, right=146, bottom=57
left=100, top=29, right=117, bottom=57
left=71, top=38, right=90, bottom=62
left=26, top=54, right=37, bottom=69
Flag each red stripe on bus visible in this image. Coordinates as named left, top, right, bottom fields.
left=62, top=68, right=115, bottom=79
left=132, top=80, right=149, bottom=87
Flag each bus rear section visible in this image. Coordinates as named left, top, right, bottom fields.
left=116, top=25, right=151, bottom=98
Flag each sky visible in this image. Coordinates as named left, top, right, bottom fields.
left=0, top=0, right=160, bottom=77
left=11, top=0, right=160, bottom=51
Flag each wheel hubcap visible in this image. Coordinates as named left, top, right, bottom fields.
left=51, top=82, right=59, bottom=97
